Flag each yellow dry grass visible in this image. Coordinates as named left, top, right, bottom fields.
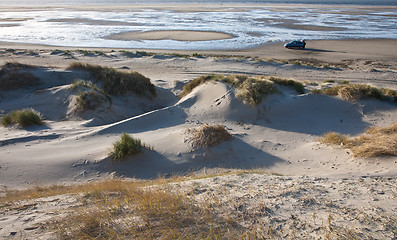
left=313, top=84, right=397, bottom=102
left=0, top=176, right=251, bottom=239
left=319, top=123, right=397, bottom=158
left=1, top=169, right=391, bottom=239
left=0, top=170, right=270, bottom=203
left=55, top=183, right=243, bottom=239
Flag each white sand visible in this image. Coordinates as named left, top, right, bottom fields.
left=0, top=22, right=396, bottom=240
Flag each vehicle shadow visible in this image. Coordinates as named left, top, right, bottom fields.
left=291, top=48, right=345, bottom=53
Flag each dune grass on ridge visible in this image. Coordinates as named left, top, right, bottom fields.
left=74, top=90, right=108, bottom=112
left=68, top=62, right=156, bottom=97
left=179, top=74, right=304, bottom=106
left=268, top=76, right=305, bottom=94
left=70, top=79, right=101, bottom=92
left=319, top=123, right=397, bottom=158
left=312, top=84, right=397, bottom=102
left=0, top=62, right=40, bottom=90
left=70, top=79, right=110, bottom=113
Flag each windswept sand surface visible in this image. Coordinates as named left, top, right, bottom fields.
left=0, top=39, right=396, bottom=188
left=0, top=39, right=396, bottom=238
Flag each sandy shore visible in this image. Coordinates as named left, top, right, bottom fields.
left=1, top=38, right=397, bottom=64
left=106, top=30, right=235, bottom=41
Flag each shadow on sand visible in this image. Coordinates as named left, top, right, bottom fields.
left=258, top=94, right=397, bottom=136
left=97, top=105, right=188, bottom=135
left=302, top=48, right=344, bottom=53
left=95, top=137, right=284, bottom=179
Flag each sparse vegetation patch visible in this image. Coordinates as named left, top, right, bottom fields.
left=0, top=62, right=40, bottom=90
left=51, top=179, right=241, bottom=239
left=187, top=124, right=232, bottom=148
left=319, top=123, right=397, bottom=158
left=77, top=49, right=107, bottom=57
left=262, top=58, right=349, bottom=69
left=2, top=173, right=394, bottom=239
left=312, top=84, right=397, bottom=102
left=1, top=108, right=43, bottom=128
left=119, top=50, right=152, bottom=58
left=68, top=62, right=156, bottom=97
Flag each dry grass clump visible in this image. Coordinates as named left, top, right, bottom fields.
left=313, top=84, right=397, bottom=102
left=110, top=133, right=144, bottom=161
left=187, top=124, right=232, bottom=148
left=68, top=62, right=156, bottom=97
left=319, top=123, right=397, bottom=158
left=1, top=108, right=43, bottom=128
left=319, top=132, right=350, bottom=146
left=0, top=62, right=40, bottom=90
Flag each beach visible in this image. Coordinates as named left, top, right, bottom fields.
left=1, top=3, right=396, bottom=49
left=0, top=2, right=396, bottom=239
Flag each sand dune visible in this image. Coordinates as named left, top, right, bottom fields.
left=0, top=39, right=396, bottom=239
left=0, top=59, right=395, bottom=187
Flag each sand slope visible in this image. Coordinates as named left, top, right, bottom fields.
left=0, top=64, right=396, bottom=188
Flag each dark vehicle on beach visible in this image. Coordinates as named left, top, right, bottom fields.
left=284, top=40, right=306, bottom=49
